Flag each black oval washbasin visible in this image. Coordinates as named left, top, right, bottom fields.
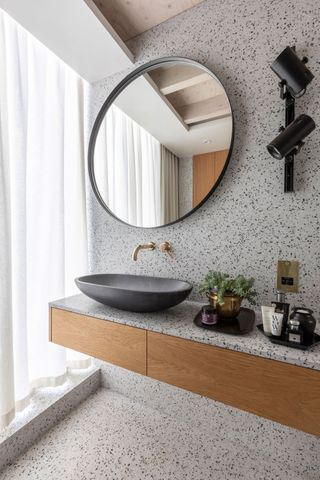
left=75, top=274, right=193, bottom=313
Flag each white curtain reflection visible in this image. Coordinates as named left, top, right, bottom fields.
left=95, top=104, right=179, bottom=227
left=160, top=145, right=179, bottom=224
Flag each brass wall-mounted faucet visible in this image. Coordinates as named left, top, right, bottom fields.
left=132, top=242, right=156, bottom=261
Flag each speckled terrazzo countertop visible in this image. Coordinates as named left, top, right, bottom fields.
left=50, top=294, right=320, bottom=371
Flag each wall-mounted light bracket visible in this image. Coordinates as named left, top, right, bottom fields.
left=283, top=81, right=295, bottom=192
left=267, top=45, right=315, bottom=193
left=276, top=78, right=296, bottom=192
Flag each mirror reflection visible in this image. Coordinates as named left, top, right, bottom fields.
left=93, top=60, right=233, bottom=228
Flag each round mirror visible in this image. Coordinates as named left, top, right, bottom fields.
left=89, top=57, right=233, bottom=228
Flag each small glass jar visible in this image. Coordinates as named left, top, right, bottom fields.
left=286, top=319, right=304, bottom=344
left=201, top=304, right=218, bottom=325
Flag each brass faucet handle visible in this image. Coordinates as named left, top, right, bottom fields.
left=159, top=241, right=173, bottom=258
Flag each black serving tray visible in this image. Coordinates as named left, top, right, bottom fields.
left=194, top=307, right=255, bottom=335
left=256, top=324, right=320, bottom=350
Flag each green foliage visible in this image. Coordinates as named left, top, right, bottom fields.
left=198, top=271, right=257, bottom=305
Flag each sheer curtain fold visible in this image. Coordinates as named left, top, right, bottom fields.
left=0, top=10, right=89, bottom=429
left=95, top=104, right=162, bottom=227
left=0, top=13, right=15, bottom=426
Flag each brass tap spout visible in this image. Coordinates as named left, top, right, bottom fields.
left=132, top=242, right=156, bottom=261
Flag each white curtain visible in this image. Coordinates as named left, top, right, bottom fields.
left=0, top=10, right=89, bottom=429
left=95, top=104, right=179, bottom=227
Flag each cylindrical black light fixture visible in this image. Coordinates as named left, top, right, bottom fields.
left=267, top=114, right=315, bottom=160
left=271, top=46, right=314, bottom=97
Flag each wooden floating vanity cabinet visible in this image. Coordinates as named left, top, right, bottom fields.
left=147, top=332, right=320, bottom=436
left=49, top=306, right=320, bottom=436
left=50, top=308, right=147, bottom=375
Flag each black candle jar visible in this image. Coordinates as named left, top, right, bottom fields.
left=289, top=308, right=316, bottom=346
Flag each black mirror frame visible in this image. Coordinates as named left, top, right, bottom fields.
left=88, top=56, right=234, bottom=229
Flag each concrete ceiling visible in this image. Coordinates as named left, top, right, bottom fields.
left=90, top=0, right=206, bottom=41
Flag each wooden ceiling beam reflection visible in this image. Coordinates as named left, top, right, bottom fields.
left=148, top=64, right=231, bottom=126
left=145, top=74, right=190, bottom=131
left=149, top=66, right=210, bottom=95
left=176, top=95, right=231, bottom=125
left=166, top=78, right=225, bottom=108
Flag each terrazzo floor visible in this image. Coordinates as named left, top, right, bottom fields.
left=0, top=388, right=312, bottom=480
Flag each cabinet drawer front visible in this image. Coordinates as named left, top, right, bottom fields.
left=50, top=308, right=146, bottom=375
left=147, top=331, right=320, bottom=436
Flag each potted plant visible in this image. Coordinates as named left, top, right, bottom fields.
left=199, top=271, right=257, bottom=318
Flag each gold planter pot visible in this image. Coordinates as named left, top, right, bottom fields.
left=207, top=292, right=242, bottom=318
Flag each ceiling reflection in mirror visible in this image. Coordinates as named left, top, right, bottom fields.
left=92, top=59, right=233, bottom=228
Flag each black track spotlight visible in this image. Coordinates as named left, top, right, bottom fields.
left=268, top=45, right=316, bottom=192
left=267, top=114, right=316, bottom=160
left=271, top=46, right=314, bottom=97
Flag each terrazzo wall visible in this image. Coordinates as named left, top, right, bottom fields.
left=87, top=0, right=320, bottom=318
